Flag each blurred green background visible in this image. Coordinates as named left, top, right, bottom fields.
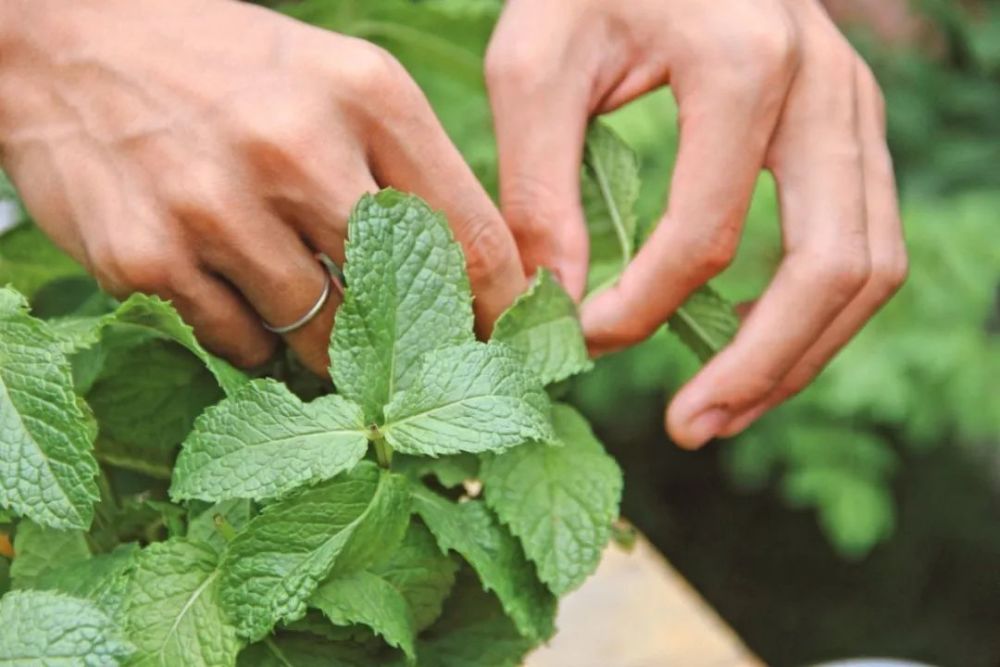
left=3, top=1, right=998, bottom=665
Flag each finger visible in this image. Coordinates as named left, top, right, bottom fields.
left=718, top=62, right=907, bottom=437
left=367, top=72, right=527, bottom=332
left=193, top=205, right=341, bottom=375
left=666, top=44, right=871, bottom=449
left=581, top=73, right=788, bottom=355
left=485, top=34, right=592, bottom=300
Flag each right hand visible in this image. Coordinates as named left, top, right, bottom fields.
left=0, top=0, right=525, bottom=373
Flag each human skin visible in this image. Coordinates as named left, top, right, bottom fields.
left=0, top=0, right=907, bottom=448
left=486, top=0, right=908, bottom=448
left=0, top=0, right=526, bottom=373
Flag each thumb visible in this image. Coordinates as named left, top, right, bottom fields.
left=486, top=48, right=592, bottom=300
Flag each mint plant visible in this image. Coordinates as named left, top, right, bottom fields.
left=0, top=121, right=735, bottom=665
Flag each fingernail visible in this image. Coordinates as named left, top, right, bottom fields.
left=683, top=407, right=730, bottom=449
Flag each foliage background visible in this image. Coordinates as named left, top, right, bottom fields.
left=4, top=0, right=999, bottom=665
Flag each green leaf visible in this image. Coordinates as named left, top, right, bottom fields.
left=0, top=287, right=99, bottom=529
left=383, top=342, right=554, bottom=456
left=393, top=454, right=480, bottom=490
left=310, top=570, right=416, bottom=662
left=371, top=521, right=458, bottom=632
left=330, top=189, right=474, bottom=423
left=89, top=340, right=224, bottom=479
left=171, top=379, right=368, bottom=503
left=412, top=487, right=556, bottom=641
left=0, top=589, right=133, bottom=665
left=33, top=543, right=139, bottom=621
left=122, top=539, right=242, bottom=667
left=219, top=463, right=411, bottom=641
left=237, top=633, right=377, bottom=667
left=9, top=520, right=89, bottom=588
left=667, top=284, right=739, bottom=362
left=406, top=567, right=535, bottom=667
left=187, top=499, right=252, bottom=555
left=0, top=223, right=85, bottom=298
left=492, top=270, right=592, bottom=385
left=581, top=121, right=640, bottom=294
left=481, top=403, right=622, bottom=595
left=108, top=294, right=247, bottom=395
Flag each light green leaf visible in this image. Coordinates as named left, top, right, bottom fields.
left=393, top=453, right=480, bottom=489
left=108, top=294, right=247, bottom=395
left=0, top=223, right=85, bottom=298
left=0, top=287, right=99, bottom=529
left=237, top=633, right=377, bottom=667
left=330, top=189, right=474, bottom=423
left=412, top=487, right=556, bottom=641
left=0, top=589, right=133, bottom=665
left=667, top=284, right=739, bottom=362
left=481, top=403, right=622, bottom=595
left=171, top=379, right=368, bottom=503
left=10, top=520, right=89, bottom=588
left=219, top=463, right=411, bottom=641
left=383, top=342, right=553, bottom=456
left=492, top=270, right=592, bottom=385
left=370, top=521, right=458, bottom=632
left=187, top=499, right=252, bottom=555
left=404, top=567, right=535, bottom=667
left=34, top=543, right=139, bottom=622
left=122, top=539, right=242, bottom=667
left=311, top=570, right=416, bottom=662
left=581, top=121, right=640, bottom=294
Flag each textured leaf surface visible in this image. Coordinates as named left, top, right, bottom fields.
left=399, top=568, right=534, bottom=667
left=123, top=539, right=241, bottom=667
left=330, top=190, right=474, bottom=423
left=667, top=284, right=739, bottom=362
left=412, top=487, right=556, bottom=640
left=219, top=463, right=410, bottom=640
left=581, top=121, right=640, bottom=294
left=171, top=380, right=368, bottom=503
left=492, top=270, right=591, bottom=385
left=34, top=543, right=139, bottom=621
left=383, top=342, right=553, bottom=456
left=371, top=521, right=458, bottom=632
left=10, top=520, right=89, bottom=588
left=236, top=633, right=376, bottom=667
left=394, top=454, right=479, bottom=489
left=0, top=288, right=99, bottom=529
left=311, top=570, right=416, bottom=661
left=187, top=499, right=252, bottom=555
left=0, top=589, right=133, bottom=665
left=481, top=403, right=623, bottom=595
left=109, top=294, right=246, bottom=394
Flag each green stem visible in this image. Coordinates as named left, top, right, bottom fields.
left=214, top=515, right=237, bottom=543
left=373, top=434, right=394, bottom=469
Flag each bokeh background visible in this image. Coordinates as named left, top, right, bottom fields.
left=3, top=1, right=998, bottom=665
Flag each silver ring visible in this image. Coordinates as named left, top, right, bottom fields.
left=262, top=270, right=332, bottom=334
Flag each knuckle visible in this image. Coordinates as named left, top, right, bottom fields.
left=685, top=228, right=740, bottom=278
left=872, top=245, right=909, bottom=298
left=813, top=249, right=872, bottom=301
left=461, top=215, right=515, bottom=284
left=343, top=41, right=410, bottom=96
left=95, top=242, right=176, bottom=296
left=484, top=43, right=548, bottom=94
left=721, top=17, right=800, bottom=89
left=229, top=338, right=277, bottom=369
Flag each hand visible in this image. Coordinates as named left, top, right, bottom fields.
left=0, top=0, right=525, bottom=374
left=486, top=0, right=908, bottom=448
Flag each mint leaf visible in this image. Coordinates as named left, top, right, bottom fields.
left=383, top=342, right=553, bottom=456
left=394, top=454, right=480, bottom=490
left=0, top=589, right=133, bottom=665
left=405, top=568, right=535, bottom=667
left=187, top=499, right=252, bottom=555
left=330, top=190, right=474, bottom=423
left=237, top=633, right=377, bottom=667
left=108, top=294, right=247, bottom=395
left=310, top=570, right=416, bottom=662
left=219, top=463, right=410, bottom=640
left=412, top=487, right=556, bottom=641
left=581, top=121, right=640, bottom=294
left=481, top=403, right=623, bottom=595
left=371, top=521, right=458, bottom=632
left=0, top=287, right=99, bottom=530
left=34, top=543, right=138, bottom=622
left=171, top=379, right=368, bottom=503
left=492, top=270, right=592, bottom=385
left=9, top=520, right=89, bottom=588
left=0, top=223, right=85, bottom=299
left=123, top=539, right=242, bottom=667
left=667, top=284, right=740, bottom=362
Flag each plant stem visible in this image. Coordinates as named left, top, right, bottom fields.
left=373, top=434, right=394, bottom=469
left=214, top=514, right=237, bottom=543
